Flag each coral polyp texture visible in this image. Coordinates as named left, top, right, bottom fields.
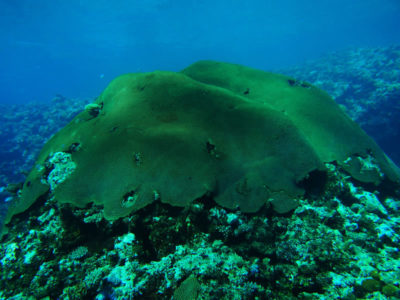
left=6, top=61, right=400, bottom=225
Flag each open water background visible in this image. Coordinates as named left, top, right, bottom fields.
left=1, top=0, right=400, bottom=104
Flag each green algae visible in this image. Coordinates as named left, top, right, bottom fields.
left=5, top=61, right=400, bottom=225
left=361, top=278, right=383, bottom=293
left=382, top=284, right=399, bottom=297
left=173, top=275, right=201, bottom=300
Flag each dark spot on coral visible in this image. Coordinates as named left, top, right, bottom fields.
left=109, top=126, right=119, bottom=133
left=67, top=142, right=81, bottom=153
left=288, top=79, right=311, bottom=89
left=206, top=140, right=216, bottom=154
left=133, top=152, right=142, bottom=166
left=122, top=189, right=139, bottom=208
left=243, top=88, right=250, bottom=95
left=86, top=103, right=102, bottom=118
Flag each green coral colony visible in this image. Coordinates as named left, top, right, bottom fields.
left=8, top=61, right=400, bottom=220
left=1, top=61, right=400, bottom=299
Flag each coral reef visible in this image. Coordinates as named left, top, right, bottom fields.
left=1, top=51, right=400, bottom=299
left=0, top=162, right=399, bottom=299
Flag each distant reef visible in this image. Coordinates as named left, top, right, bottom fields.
left=0, top=49, right=400, bottom=299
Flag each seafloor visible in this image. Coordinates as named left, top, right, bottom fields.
left=0, top=46, right=400, bottom=299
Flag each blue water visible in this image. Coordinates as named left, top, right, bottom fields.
left=1, top=0, right=400, bottom=104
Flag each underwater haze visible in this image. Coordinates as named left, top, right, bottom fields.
left=1, top=0, right=400, bottom=104
left=2, top=1, right=400, bottom=299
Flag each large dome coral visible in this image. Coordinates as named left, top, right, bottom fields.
left=6, top=61, right=400, bottom=224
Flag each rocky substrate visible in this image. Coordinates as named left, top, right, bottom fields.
left=281, top=46, right=400, bottom=165
left=1, top=162, right=400, bottom=299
